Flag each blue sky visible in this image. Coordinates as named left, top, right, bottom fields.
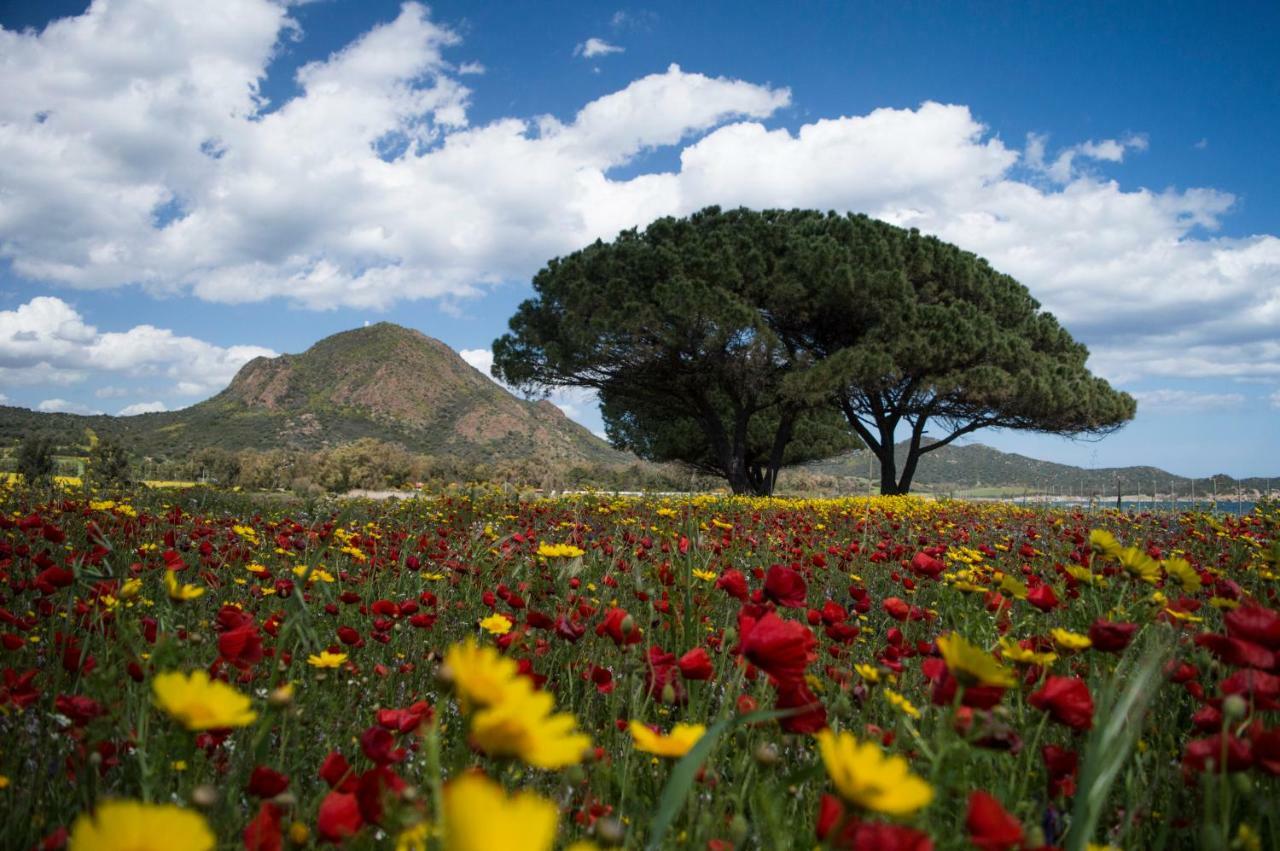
left=1, top=1, right=1276, bottom=477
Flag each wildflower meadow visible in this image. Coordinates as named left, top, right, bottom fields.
left=1, top=485, right=1277, bottom=850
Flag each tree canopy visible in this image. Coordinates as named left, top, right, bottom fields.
left=766, top=211, right=1136, bottom=493
left=492, top=208, right=859, bottom=495
left=495, top=207, right=1136, bottom=495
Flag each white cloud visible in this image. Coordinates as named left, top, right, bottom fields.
left=37, top=398, right=102, bottom=415
left=119, top=400, right=167, bottom=416
left=1131, top=389, right=1245, bottom=412
left=1023, top=132, right=1148, bottom=183
left=0, top=0, right=1277, bottom=387
left=457, top=61, right=485, bottom=75
left=1271, top=390, right=1280, bottom=409
left=0, top=296, right=275, bottom=396
left=459, top=347, right=496, bottom=378
left=0, top=392, right=7, bottom=403
left=575, top=37, right=623, bottom=58
left=460, top=346, right=600, bottom=424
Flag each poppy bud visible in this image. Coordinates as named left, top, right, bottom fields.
left=268, top=684, right=295, bottom=708
left=596, top=817, right=625, bottom=845
left=729, top=814, right=749, bottom=844
left=191, top=784, right=218, bottom=809
left=754, top=742, right=780, bottom=765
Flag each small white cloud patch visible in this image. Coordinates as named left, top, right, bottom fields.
left=575, top=37, right=624, bottom=58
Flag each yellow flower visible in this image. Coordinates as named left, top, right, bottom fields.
left=1163, top=557, right=1202, bottom=593
left=164, top=571, right=204, bottom=602
left=1050, top=628, right=1093, bottom=651
left=119, top=578, right=143, bottom=599
left=692, top=569, right=718, bottom=582
left=70, top=800, right=214, bottom=851
left=997, top=573, right=1028, bottom=600
left=1118, top=546, right=1162, bottom=584
left=1088, top=529, right=1124, bottom=560
left=884, top=689, right=921, bottom=720
left=816, top=729, right=933, bottom=816
left=469, top=681, right=591, bottom=769
left=153, top=671, right=257, bottom=730
left=1064, top=564, right=1102, bottom=586
left=443, top=773, right=557, bottom=851
left=444, top=638, right=520, bottom=711
left=936, top=633, right=1016, bottom=688
left=629, top=720, right=705, bottom=757
left=479, top=613, right=513, bottom=636
left=998, top=638, right=1058, bottom=667
left=537, top=542, right=585, bottom=558
left=307, top=651, right=348, bottom=669
left=395, top=822, right=431, bottom=851
left=854, top=663, right=880, bottom=684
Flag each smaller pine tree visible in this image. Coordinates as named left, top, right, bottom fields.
left=88, top=437, right=131, bottom=487
left=17, top=435, right=56, bottom=486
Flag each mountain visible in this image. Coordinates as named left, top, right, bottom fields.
left=803, top=440, right=1277, bottom=496
left=0, top=323, right=626, bottom=467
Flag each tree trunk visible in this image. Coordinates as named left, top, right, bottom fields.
left=876, top=422, right=902, bottom=494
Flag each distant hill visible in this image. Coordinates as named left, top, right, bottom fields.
left=804, top=440, right=1277, bottom=497
left=0, top=322, right=628, bottom=467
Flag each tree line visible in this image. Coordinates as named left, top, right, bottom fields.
left=494, top=207, right=1136, bottom=495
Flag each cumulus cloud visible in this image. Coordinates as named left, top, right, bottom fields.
left=37, top=398, right=102, bottom=415
left=119, top=401, right=167, bottom=416
left=1024, top=132, right=1148, bottom=183
left=0, top=296, right=276, bottom=396
left=460, top=347, right=601, bottom=425
left=1, top=0, right=1278, bottom=388
left=1131, top=389, right=1245, bottom=412
left=575, top=37, right=624, bottom=58
left=459, top=347, right=496, bottom=378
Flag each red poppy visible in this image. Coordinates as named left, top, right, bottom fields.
left=596, top=607, right=642, bottom=646
left=1029, top=676, right=1094, bottom=730
left=909, top=551, right=946, bottom=578
left=774, top=678, right=827, bottom=733
left=763, top=565, right=807, bottom=608
left=243, top=802, right=282, bottom=851
left=882, top=597, right=910, bottom=621
left=737, top=609, right=816, bottom=686
left=966, top=791, right=1023, bottom=851
left=716, top=569, right=749, bottom=601
left=316, top=790, right=363, bottom=842
left=1042, top=744, right=1079, bottom=797
left=1088, top=618, right=1137, bottom=653
left=1026, top=584, right=1060, bottom=612
left=1226, top=605, right=1280, bottom=648
left=247, top=766, right=289, bottom=798
left=678, top=647, right=714, bottom=680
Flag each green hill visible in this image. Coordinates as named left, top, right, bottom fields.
left=803, top=440, right=1276, bottom=497
left=0, top=323, right=627, bottom=468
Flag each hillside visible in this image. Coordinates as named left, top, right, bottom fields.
left=0, top=323, right=628, bottom=467
left=804, top=440, right=1276, bottom=496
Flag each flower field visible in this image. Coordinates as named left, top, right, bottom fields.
left=1, top=486, right=1278, bottom=850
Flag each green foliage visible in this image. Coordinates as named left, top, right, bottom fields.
left=87, top=435, right=131, bottom=487
left=765, top=210, right=1136, bottom=493
left=494, top=207, right=859, bottom=495
left=16, top=434, right=56, bottom=485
